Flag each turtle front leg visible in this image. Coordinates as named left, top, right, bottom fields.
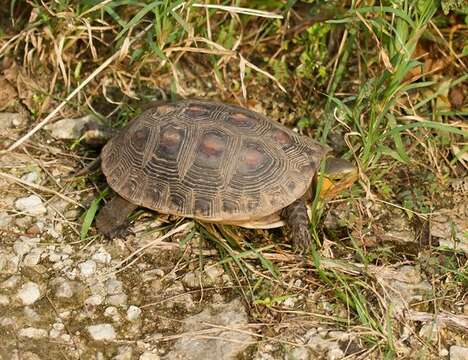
left=282, top=197, right=312, bottom=253
left=95, top=194, right=138, bottom=238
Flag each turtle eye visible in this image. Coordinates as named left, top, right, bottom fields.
left=131, top=127, right=149, bottom=152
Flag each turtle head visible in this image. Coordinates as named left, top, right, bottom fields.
left=317, top=157, right=358, bottom=199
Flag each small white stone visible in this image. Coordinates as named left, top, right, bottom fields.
left=14, top=195, right=47, bottom=216
left=85, top=294, right=103, bottom=306
left=13, top=240, right=31, bottom=257
left=139, top=352, right=160, bottom=360
left=0, top=212, right=11, bottom=228
left=17, top=282, right=41, bottom=305
left=450, top=346, right=468, bottom=360
left=78, top=260, right=97, bottom=277
left=18, top=327, right=48, bottom=339
left=327, top=347, right=345, bottom=360
left=0, top=295, right=10, bottom=306
left=92, top=248, right=112, bottom=264
left=106, top=279, right=123, bottom=295
left=87, top=323, right=116, bottom=341
left=126, top=305, right=142, bottom=321
left=2, top=275, right=20, bottom=288
left=21, top=171, right=40, bottom=184
left=107, top=293, right=128, bottom=306
left=56, top=280, right=74, bottom=298
left=45, top=115, right=95, bottom=139
left=23, top=248, right=43, bottom=266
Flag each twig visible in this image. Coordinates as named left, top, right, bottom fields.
left=6, top=24, right=153, bottom=152
left=0, top=171, right=84, bottom=208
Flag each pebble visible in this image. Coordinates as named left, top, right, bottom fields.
left=78, top=260, right=97, bottom=277
left=107, top=293, right=128, bottom=306
left=139, top=352, right=160, bottom=360
left=106, top=279, right=124, bottom=295
left=127, top=305, right=142, bottom=321
left=87, top=323, right=116, bottom=341
left=0, top=294, right=10, bottom=306
left=85, top=294, right=104, bottom=306
left=14, top=195, right=47, bottom=216
left=45, top=115, right=95, bottom=139
left=92, top=248, right=112, bottom=264
left=104, top=306, right=121, bottom=322
left=450, top=346, right=468, bottom=360
left=0, top=211, right=11, bottom=228
left=21, top=170, right=41, bottom=184
left=0, top=113, right=25, bottom=129
left=2, top=275, right=20, bottom=288
left=17, top=282, right=41, bottom=305
left=55, top=280, right=74, bottom=298
left=18, top=327, right=48, bottom=339
left=23, top=248, right=43, bottom=266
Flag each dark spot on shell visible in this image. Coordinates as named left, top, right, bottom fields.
left=226, top=112, right=256, bottom=128
left=222, top=199, right=238, bottom=213
left=287, top=181, right=296, bottom=192
left=131, top=127, right=149, bottom=152
left=195, top=132, right=226, bottom=168
left=194, top=197, right=211, bottom=217
left=156, top=105, right=176, bottom=114
left=158, top=126, right=184, bottom=160
left=184, top=104, right=211, bottom=118
left=237, top=144, right=268, bottom=173
left=169, top=193, right=184, bottom=211
left=246, top=199, right=257, bottom=211
left=300, top=163, right=314, bottom=174
left=270, top=129, right=291, bottom=145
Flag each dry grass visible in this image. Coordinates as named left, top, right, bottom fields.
left=0, top=0, right=467, bottom=358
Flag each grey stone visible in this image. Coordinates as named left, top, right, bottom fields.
left=450, top=346, right=468, bottom=360
left=127, top=305, right=142, bottom=321
left=18, top=327, right=48, bottom=339
left=15, top=195, right=47, bottom=216
left=45, top=115, right=95, bottom=139
left=166, top=299, right=253, bottom=360
left=87, top=323, right=116, bottom=341
left=17, top=282, right=41, bottom=305
left=78, top=260, right=97, bottom=277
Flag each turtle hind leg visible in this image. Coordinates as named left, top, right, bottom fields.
left=95, top=194, right=138, bottom=238
left=282, top=197, right=312, bottom=253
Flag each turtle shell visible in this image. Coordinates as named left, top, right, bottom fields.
left=101, top=99, right=329, bottom=223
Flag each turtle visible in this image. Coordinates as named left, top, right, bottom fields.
left=92, top=99, right=357, bottom=252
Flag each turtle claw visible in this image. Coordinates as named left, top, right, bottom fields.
left=291, top=226, right=312, bottom=254
left=103, top=222, right=134, bottom=239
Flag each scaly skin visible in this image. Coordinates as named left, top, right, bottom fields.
left=95, top=194, right=138, bottom=238
left=282, top=197, right=312, bottom=253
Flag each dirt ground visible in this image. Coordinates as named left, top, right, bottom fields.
left=0, top=2, right=467, bottom=359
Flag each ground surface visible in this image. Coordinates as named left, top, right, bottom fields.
left=0, top=1, right=467, bottom=359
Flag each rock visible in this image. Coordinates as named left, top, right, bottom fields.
left=23, top=248, right=43, bottom=266
left=78, top=260, right=97, bottom=277
left=114, top=346, right=133, bottom=360
left=0, top=294, right=9, bottom=306
left=85, top=294, right=104, bottom=306
left=0, top=211, right=11, bottom=228
left=21, top=170, right=41, bottom=184
left=107, top=293, right=128, bottom=306
left=289, top=346, right=309, bottom=360
left=327, top=347, right=345, bottom=360
left=14, top=195, right=47, bottom=216
left=166, top=299, right=253, bottom=360
left=18, top=327, right=48, bottom=339
left=55, top=279, right=75, bottom=298
left=0, top=113, right=25, bottom=129
left=45, top=115, right=95, bottom=139
left=92, top=248, right=112, bottom=264
left=139, top=352, right=160, bottom=360
left=450, top=346, right=468, bottom=360
left=127, top=305, right=142, bottom=321
left=17, top=282, right=41, bottom=305
left=106, top=279, right=124, bottom=295
left=104, top=306, right=121, bottom=322
left=2, top=275, right=20, bottom=288
left=87, top=323, right=116, bottom=341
